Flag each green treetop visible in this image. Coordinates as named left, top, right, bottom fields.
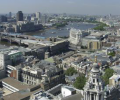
left=73, top=74, right=86, bottom=90
left=65, top=67, right=77, bottom=76
left=102, top=68, right=114, bottom=85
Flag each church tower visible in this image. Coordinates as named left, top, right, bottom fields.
left=84, top=63, right=104, bottom=100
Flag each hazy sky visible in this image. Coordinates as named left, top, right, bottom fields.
left=0, top=0, right=120, bottom=15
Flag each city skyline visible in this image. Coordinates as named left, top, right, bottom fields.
left=0, top=0, right=120, bottom=15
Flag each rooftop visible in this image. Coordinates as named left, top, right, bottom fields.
left=1, top=77, right=33, bottom=91
left=45, top=57, right=55, bottom=63
left=61, top=93, right=83, bottom=100
left=1, top=78, right=41, bottom=100
left=109, top=74, right=120, bottom=81
left=3, top=87, right=41, bottom=100
left=62, top=86, right=76, bottom=92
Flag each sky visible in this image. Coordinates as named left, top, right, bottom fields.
left=0, top=0, right=120, bottom=15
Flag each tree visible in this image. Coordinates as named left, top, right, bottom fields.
left=94, top=22, right=108, bottom=31
left=108, top=52, right=115, bottom=57
left=81, top=45, right=87, bottom=49
left=65, top=67, right=77, bottom=76
left=73, top=74, right=86, bottom=90
left=53, top=22, right=68, bottom=28
left=102, top=68, right=114, bottom=85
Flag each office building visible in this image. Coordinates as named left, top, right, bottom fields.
left=25, top=15, right=31, bottom=21
left=9, top=12, right=12, bottom=18
left=0, top=49, right=23, bottom=69
left=36, top=12, right=41, bottom=20
left=16, top=11, right=23, bottom=21
left=0, top=16, right=7, bottom=22
left=41, top=14, right=48, bottom=24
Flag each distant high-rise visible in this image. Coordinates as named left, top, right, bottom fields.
left=16, top=11, right=23, bottom=21
left=9, top=12, right=12, bottom=18
left=26, top=15, right=31, bottom=21
left=0, top=16, right=7, bottom=22
left=41, top=14, right=48, bottom=24
left=36, top=12, right=41, bottom=20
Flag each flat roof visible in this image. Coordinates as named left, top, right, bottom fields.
left=1, top=77, right=41, bottom=100
left=62, top=86, right=75, bottom=92
left=3, top=88, right=41, bottom=100
left=61, top=93, right=83, bottom=100
left=1, top=77, right=32, bottom=91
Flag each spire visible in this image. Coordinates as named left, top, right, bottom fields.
left=94, top=55, right=97, bottom=63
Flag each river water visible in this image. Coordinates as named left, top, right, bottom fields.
left=0, top=22, right=96, bottom=46
left=26, top=22, right=96, bottom=38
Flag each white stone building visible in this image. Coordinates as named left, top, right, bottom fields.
left=84, top=63, right=104, bottom=100
left=69, top=28, right=89, bottom=45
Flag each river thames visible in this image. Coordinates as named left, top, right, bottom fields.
left=25, top=22, right=96, bottom=38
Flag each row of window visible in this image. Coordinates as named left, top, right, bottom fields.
left=93, top=78, right=99, bottom=83
left=23, top=79, right=37, bottom=85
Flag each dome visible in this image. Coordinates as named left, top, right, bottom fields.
left=91, top=63, right=99, bottom=73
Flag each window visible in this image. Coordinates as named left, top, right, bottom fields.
left=91, top=94, right=94, bottom=100
left=93, top=79, right=95, bottom=83
left=89, top=42, right=93, bottom=49
left=97, top=79, right=99, bottom=82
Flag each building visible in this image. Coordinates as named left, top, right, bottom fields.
left=49, top=40, right=69, bottom=56
left=21, top=60, right=65, bottom=90
left=30, top=84, right=83, bottom=100
left=0, top=77, right=41, bottom=100
left=104, top=85, right=120, bottom=100
left=109, top=73, right=120, bottom=86
left=103, top=74, right=120, bottom=100
left=25, top=15, right=31, bottom=22
left=84, top=63, right=104, bottom=100
left=0, top=16, right=7, bottom=22
left=16, top=21, right=43, bottom=32
left=0, top=49, right=22, bottom=79
left=88, top=40, right=101, bottom=50
left=16, top=11, right=23, bottom=21
left=69, top=28, right=82, bottom=45
left=6, top=65, right=21, bottom=80
left=61, top=86, right=76, bottom=98
left=41, top=14, right=48, bottom=24
left=8, top=12, right=12, bottom=18
left=0, top=52, right=11, bottom=70
left=81, top=30, right=111, bottom=49
left=89, top=53, right=113, bottom=65
left=70, top=62, right=91, bottom=74
left=36, top=12, right=41, bottom=21
left=69, top=28, right=89, bottom=46
left=30, top=90, right=54, bottom=100
left=0, top=49, right=23, bottom=68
